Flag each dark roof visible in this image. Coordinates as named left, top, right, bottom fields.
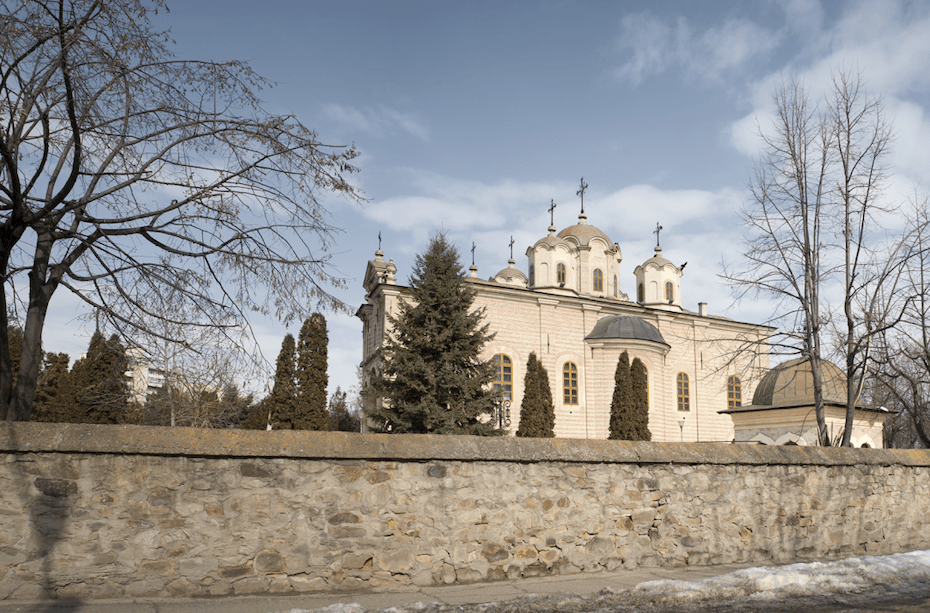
left=585, top=316, right=669, bottom=346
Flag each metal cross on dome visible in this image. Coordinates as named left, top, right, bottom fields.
left=576, top=177, right=588, bottom=214
left=378, top=231, right=382, bottom=251
left=471, top=242, right=476, bottom=266
left=509, top=235, right=515, bottom=259
left=548, top=199, right=557, bottom=226
left=654, top=222, right=663, bottom=247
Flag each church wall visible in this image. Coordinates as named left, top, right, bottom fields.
left=3, top=422, right=928, bottom=600
left=467, top=282, right=765, bottom=442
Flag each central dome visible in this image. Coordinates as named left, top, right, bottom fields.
left=751, top=357, right=847, bottom=406
left=557, top=213, right=614, bottom=248
left=585, top=316, right=669, bottom=346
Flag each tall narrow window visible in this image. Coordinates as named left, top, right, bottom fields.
left=563, top=362, right=578, bottom=405
left=557, top=263, right=566, bottom=285
left=665, top=281, right=674, bottom=302
left=492, top=354, right=513, bottom=401
left=677, top=373, right=690, bottom=412
left=727, top=375, right=742, bottom=409
left=593, top=269, right=603, bottom=292
left=529, top=265, right=534, bottom=286
left=637, top=283, right=645, bottom=303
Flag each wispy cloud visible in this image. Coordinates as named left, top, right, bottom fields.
left=614, top=12, right=780, bottom=85
left=730, top=0, right=930, bottom=192
left=320, top=104, right=429, bottom=140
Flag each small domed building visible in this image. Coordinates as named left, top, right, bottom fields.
left=358, top=204, right=787, bottom=443
left=721, top=357, right=887, bottom=447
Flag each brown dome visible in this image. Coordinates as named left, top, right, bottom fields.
left=751, top=357, right=847, bottom=406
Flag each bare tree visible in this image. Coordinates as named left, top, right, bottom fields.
left=723, top=71, right=900, bottom=446
left=1, top=0, right=361, bottom=420
left=871, top=197, right=930, bottom=448
left=723, top=76, right=833, bottom=444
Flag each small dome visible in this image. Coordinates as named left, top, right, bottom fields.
left=532, top=225, right=572, bottom=251
left=585, top=316, right=669, bottom=346
left=492, top=259, right=528, bottom=285
left=557, top=213, right=614, bottom=248
left=640, top=245, right=676, bottom=270
left=751, top=357, right=847, bottom=406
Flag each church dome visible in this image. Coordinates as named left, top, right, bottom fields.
left=585, top=316, right=669, bottom=346
left=492, top=258, right=528, bottom=286
left=751, top=357, right=847, bottom=406
left=557, top=213, right=614, bottom=248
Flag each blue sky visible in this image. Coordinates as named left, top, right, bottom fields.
left=44, top=0, right=930, bottom=399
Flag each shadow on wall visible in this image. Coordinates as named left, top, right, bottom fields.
left=9, top=426, right=83, bottom=612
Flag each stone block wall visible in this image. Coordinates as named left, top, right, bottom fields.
left=2, top=422, right=929, bottom=600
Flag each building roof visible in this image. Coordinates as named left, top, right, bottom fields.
left=585, top=315, right=670, bottom=346
left=557, top=213, right=614, bottom=248
left=751, top=357, right=847, bottom=407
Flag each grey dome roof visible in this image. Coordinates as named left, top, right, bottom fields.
left=585, top=316, right=669, bottom=346
left=751, top=357, right=846, bottom=406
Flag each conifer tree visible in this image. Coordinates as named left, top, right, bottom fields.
left=32, top=353, right=70, bottom=422
left=516, top=352, right=555, bottom=437
left=266, top=334, right=298, bottom=429
left=630, top=357, right=652, bottom=441
left=295, top=313, right=329, bottom=430
left=609, top=351, right=634, bottom=440
left=328, top=386, right=360, bottom=432
left=51, top=332, right=129, bottom=423
left=371, top=233, right=498, bottom=434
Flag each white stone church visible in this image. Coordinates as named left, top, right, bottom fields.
left=357, top=210, right=885, bottom=446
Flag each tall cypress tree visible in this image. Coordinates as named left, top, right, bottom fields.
left=516, top=352, right=555, bottom=437
left=295, top=313, right=329, bottom=430
left=32, top=352, right=70, bottom=422
left=609, top=351, right=633, bottom=440
left=51, top=332, right=129, bottom=424
left=371, top=233, right=498, bottom=434
left=630, top=357, right=652, bottom=441
left=266, top=334, right=298, bottom=429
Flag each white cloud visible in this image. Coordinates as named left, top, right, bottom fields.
left=320, top=103, right=429, bottom=140
left=614, top=13, right=780, bottom=85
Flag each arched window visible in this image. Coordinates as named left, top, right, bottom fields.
left=677, top=373, right=690, bottom=412
left=593, top=269, right=603, bottom=292
left=613, top=275, right=618, bottom=297
left=637, top=283, right=645, bottom=303
left=529, top=265, right=534, bottom=286
left=557, top=263, right=566, bottom=285
left=563, top=362, right=578, bottom=405
left=727, top=375, right=742, bottom=409
left=492, top=354, right=513, bottom=401
left=665, top=281, right=674, bottom=302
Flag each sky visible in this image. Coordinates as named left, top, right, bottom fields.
left=41, top=0, right=930, bottom=400
left=287, top=550, right=930, bottom=612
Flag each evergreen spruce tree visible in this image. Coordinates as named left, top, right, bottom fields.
left=609, top=351, right=634, bottom=440
left=516, top=352, right=555, bottom=437
left=51, top=332, right=129, bottom=423
left=371, top=233, right=498, bottom=434
left=295, top=313, right=329, bottom=430
left=266, top=334, right=298, bottom=429
left=630, top=357, right=652, bottom=441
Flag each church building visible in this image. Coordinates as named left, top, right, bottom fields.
left=358, top=207, right=777, bottom=443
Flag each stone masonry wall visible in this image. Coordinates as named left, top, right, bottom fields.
left=2, top=422, right=930, bottom=601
